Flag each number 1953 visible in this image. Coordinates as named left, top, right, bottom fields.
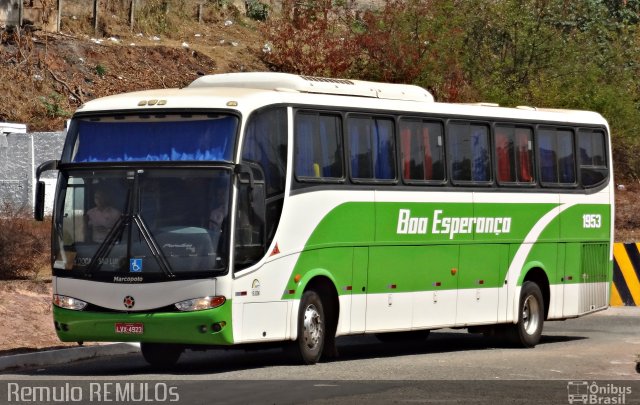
left=582, top=214, right=602, bottom=229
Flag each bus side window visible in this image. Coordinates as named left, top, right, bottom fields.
left=347, top=116, right=396, bottom=182
left=294, top=111, right=343, bottom=180
left=495, top=125, right=534, bottom=185
left=538, top=128, right=576, bottom=186
left=236, top=107, right=288, bottom=271
left=399, top=118, right=445, bottom=183
left=578, top=129, right=608, bottom=188
left=234, top=173, right=266, bottom=269
left=448, top=122, right=491, bottom=184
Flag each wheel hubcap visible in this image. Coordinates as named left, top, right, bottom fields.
left=303, top=304, right=323, bottom=350
left=522, top=295, right=540, bottom=335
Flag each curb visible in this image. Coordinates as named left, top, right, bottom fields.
left=0, top=343, right=140, bottom=372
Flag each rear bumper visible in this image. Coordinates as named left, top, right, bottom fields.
left=53, top=302, right=233, bottom=346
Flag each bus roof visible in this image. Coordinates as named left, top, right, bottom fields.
left=75, top=73, right=608, bottom=127
left=188, top=72, right=435, bottom=103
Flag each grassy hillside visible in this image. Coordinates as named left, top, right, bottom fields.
left=1, top=0, right=638, bottom=245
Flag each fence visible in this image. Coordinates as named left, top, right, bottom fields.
left=1, top=1, right=387, bottom=34
left=0, top=0, right=253, bottom=33
left=0, top=130, right=64, bottom=214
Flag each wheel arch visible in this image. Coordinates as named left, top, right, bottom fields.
left=303, top=275, right=340, bottom=340
left=522, top=266, right=550, bottom=320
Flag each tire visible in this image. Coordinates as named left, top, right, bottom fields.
left=375, top=330, right=430, bottom=343
left=506, top=281, right=545, bottom=347
left=140, top=343, right=183, bottom=369
left=293, top=290, right=326, bottom=365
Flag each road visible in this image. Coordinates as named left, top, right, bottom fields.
left=1, top=307, right=639, bottom=404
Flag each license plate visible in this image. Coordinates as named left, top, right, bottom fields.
left=115, top=322, right=144, bottom=334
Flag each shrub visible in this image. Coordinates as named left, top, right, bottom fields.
left=95, top=63, right=107, bottom=77
left=0, top=202, right=51, bottom=280
left=246, top=0, right=269, bottom=21
left=39, top=92, right=71, bottom=118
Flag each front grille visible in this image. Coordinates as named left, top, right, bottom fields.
left=83, top=302, right=178, bottom=314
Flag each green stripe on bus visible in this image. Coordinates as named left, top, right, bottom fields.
left=283, top=201, right=611, bottom=299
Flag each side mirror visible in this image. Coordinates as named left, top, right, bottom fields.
left=34, top=159, right=59, bottom=221
left=34, top=181, right=46, bottom=221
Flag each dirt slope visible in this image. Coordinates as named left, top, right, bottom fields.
left=0, top=20, right=269, bottom=131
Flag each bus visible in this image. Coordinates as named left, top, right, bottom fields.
left=35, top=72, right=613, bottom=367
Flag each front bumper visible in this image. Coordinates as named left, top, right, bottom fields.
left=53, top=301, right=233, bottom=346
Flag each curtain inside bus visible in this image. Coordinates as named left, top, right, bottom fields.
left=516, top=129, right=533, bottom=182
left=71, top=116, right=237, bottom=162
left=348, top=116, right=395, bottom=180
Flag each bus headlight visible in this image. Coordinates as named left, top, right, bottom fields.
left=53, top=295, right=88, bottom=311
left=174, top=296, right=226, bottom=312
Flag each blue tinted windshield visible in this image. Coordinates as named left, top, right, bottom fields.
left=68, top=114, right=237, bottom=163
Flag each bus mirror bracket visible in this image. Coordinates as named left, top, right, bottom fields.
left=34, top=159, right=59, bottom=221
left=235, top=162, right=265, bottom=203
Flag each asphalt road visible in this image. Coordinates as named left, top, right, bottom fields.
left=2, top=307, right=639, bottom=404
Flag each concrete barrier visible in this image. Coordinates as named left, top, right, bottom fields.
left=611, top=243, right=640, bottom=306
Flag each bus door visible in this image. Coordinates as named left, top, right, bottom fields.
left=456, top=244, right=505, bottom=326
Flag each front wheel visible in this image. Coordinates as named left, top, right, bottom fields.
left=140, top=343, right=183, bottom=369
left=293, top=290, right=325, bottom=365
left=506, top=281, right=545, bottom=347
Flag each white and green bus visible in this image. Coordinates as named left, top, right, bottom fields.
left=35, top=73, right=613, bottom=367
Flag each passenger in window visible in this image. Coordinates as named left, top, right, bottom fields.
left=86, top=189, right=121, bottom=242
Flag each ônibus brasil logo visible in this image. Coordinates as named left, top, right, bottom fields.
left=567, top=381, right=632, bottom=404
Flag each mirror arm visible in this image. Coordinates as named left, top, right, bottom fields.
left=36, top=159, right=60, bottom=181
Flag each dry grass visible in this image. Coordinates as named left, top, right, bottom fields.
left=0, top=202, right=51, bottom=280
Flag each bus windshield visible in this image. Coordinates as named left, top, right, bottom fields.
left=65, top=114, right=237, bottom=163
left=53, top=168, right=232, bottom=282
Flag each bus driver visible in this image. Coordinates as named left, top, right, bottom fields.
left=86, top=189, right=120, bottom=242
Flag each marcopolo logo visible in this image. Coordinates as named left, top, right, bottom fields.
left=396, top=209, right=512, bottom=240
left=567, top=381, right=632, bottom=404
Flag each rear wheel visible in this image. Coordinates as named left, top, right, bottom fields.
left=140, top=343, right=183, bottom=369
left=506, top=281, right=545, bottom=347
left=292, top=290, right=325, bottom=365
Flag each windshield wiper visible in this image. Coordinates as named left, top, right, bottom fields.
left=85, top=213, right=175, bottom=279
left=85, top=214, right=127, bottom=276
left=133, top=214, right=175, bottom=279
left=85, top=170, right=175, bottom=279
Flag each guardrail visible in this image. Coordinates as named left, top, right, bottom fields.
left=611, top=243, right=640, bottom=306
